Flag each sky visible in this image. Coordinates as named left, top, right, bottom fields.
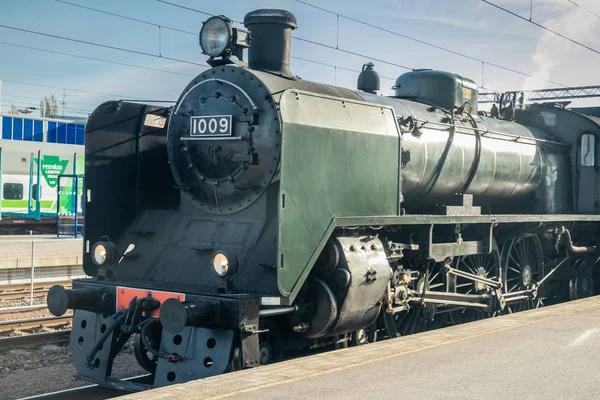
left=1, top=0, right=600, bottom=116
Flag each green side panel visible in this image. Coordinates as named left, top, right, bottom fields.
left=1, top=200, right=54, bottom=208
left=277, top=90, right=401, bottom=300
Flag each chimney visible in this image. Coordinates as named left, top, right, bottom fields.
left=243, top=9, right=297, bottom=78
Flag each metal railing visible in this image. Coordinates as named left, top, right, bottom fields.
left=0, top=237, right=85, bottom=309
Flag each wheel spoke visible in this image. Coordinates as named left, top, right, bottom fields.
left=508, top=266, right=521, bottom=274
left=508, top=254, right=522, bottom=270
left=461, top=259, right=475, bottom=274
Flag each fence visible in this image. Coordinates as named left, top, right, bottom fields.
left=0, top=237, right=85, bottom=309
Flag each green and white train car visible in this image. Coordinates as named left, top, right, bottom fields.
left=0, top=113, right=85, bottom=232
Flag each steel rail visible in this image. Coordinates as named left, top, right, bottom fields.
left=0, top=315, right=72, bottom=332
left=17, top=374, right=152, bottom=400
left=0, top=330, right=71, bottom=351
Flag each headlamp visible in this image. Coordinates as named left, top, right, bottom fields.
left=199, top=16, right=250, bottom=64
left=91, top=240, right=118, bottom=267
left=210, top=250, right=237, bottom=278
left=199, top=16, right=233, bottom=58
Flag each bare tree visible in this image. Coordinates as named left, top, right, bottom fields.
left=40, top=95, right=59, bottom=117
left=9, top=104, right=19, bottom=115
left=50, top=95, right=58, bottom=116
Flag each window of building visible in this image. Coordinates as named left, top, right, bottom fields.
left=12, top=118, right=23, bottom=140
left=2, top=117, right=11, bottom=139
left=23, top=119, right=33, bottom=141
left=3, top=183, right=23, bottom=200
left=58, top=123, right=67, bottom=143
left=33, top=120, right=43, bottom=142
left=581, top=133, right=595, bottom=167
left=67, top=123, right=76, bottom=144
left=76, top=124, right=85, bottom=145
left=47, top=121, right=57, bottom=143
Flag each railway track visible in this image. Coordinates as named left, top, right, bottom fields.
left=17, top=375, right=153, bottom=400
left=0, top=315, right=72, bottom=332
left=0, top=330, right=71, bottom=351
left=0, top=282, right=73, bottom=301
left=0, top=281, right=76, bottom=308
left=0, top=316, right=73, bottom=351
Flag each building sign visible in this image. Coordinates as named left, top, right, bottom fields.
left=35, top=155, right=70, bottom=188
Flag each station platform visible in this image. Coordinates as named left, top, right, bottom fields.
left=122, top=296, right=600, bottom=400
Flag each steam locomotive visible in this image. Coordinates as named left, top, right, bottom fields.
left=47, top=8, right=600, bottom=390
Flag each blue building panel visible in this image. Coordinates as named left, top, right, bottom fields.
left=2, top=117, right=12, bottom=139
left=57, top=123, right=67, bottom=144
left=67, top=123, right=76, bottom=144
left=47, top=121, right=57, bottom=143
left=13, top=118, right=23, bottom=140
left=24, top=119, right=33, bottom=141
left=33, top=120, right=43, bottom=142
left=76, top=124, right=85, bottom=145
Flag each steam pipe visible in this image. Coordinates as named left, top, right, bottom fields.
left=259, top=305, right=297, bottom=317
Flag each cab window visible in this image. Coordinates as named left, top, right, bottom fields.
left=3, top=183, right=23, bottom=200
left=580, top=133, right=595, bottom=167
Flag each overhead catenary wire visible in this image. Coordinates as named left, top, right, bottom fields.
left=55, top=0, right=402, bottom=81
left=42, top=0, right=507, bottom=95
left=2, top=0, right=512, bottom=104
left=54, top=0, right=195, bottom=36
left=156, top=1, right=414, bottom=70
left=566, top=0, right=600, bottom=20
left=1, top=93, right=99, bottom=108
left=0, top=100, right=92, bottom=115
left=0, top=41, right=197, bottom=77
left=1, top=79, right=133, bottom=99
left=291, top=0, right=567, bottom=87
left=482, top=0, right=600, bottom=57
left=0, top=23, right=208, bottom=68
left=156, top=0, right=565, bottom=91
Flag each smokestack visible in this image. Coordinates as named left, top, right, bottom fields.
left=243, top=9, right=297, bottom=78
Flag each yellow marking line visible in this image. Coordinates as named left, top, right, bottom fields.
left=120, top=296, right=600, bottom=400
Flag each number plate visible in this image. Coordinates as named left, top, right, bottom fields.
left=190, top=115, right=232, bottom=137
